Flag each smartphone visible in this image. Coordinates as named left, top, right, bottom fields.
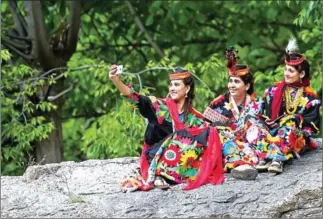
left=116, top=65, right=123, bottom=74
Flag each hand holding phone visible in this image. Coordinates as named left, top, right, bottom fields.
left=109, top=64, right=124, bottom=79
left=116, top=65, right=123, bottom=74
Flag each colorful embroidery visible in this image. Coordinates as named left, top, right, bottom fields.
left=121, top=85, right=209, bottom=191
left=262, top=84, right=321, bottom=159
left=209, top=87, right=320, bottom=171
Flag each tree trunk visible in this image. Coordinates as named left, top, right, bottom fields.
left=23, top=0, right=81, bottom=164
left=36, top=111, right=64, bottom=163
left=35, top=77, right=65, bottom=163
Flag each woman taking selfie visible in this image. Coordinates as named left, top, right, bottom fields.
left=109, top=65, right=223, bottom=192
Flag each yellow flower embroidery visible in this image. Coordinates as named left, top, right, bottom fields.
left=180, top=150, right=198, bottom=171
left=267, top=134, right=280, bottom=143
left=259, top=138, right=269, bottom=149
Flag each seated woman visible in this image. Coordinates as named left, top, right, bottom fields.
left=204, top=47, right=265, bottom=174
left=258, top=39, right=321, bottom=173
left=108, top=65, right=223, bottom=192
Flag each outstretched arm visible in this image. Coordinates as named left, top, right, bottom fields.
left=109, top=64, right=158, bottom=120
left=109, top=64, right=131, bottom=96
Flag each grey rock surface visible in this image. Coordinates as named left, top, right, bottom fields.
left=1, top=139, right=322, bottom=218
left=230, top=164, right=258, bottom=180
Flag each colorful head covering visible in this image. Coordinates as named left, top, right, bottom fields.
left=169, top=71, right=191, bottom=80
left=285, top=53, right=305, bottom=66
left=270, top=37, right=310, bottom=120
left=226, top=46, right=250, bottom=77
left=284, top=36, right=306, bottom=66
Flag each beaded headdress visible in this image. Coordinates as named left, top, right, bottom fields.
left=284, top=36, right=306, bottom=66
left=226, top=46, right=250, bottom=76
left=169, top=71, right=191, bottom=80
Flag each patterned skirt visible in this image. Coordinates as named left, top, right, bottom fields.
left=121, top=129, right=210, bottom=192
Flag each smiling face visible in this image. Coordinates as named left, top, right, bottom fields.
left=227, top=76, right=249, bottom=98
left=284, top=64, right=304, bottom=84
left=169, top=79, right=189, bottom=102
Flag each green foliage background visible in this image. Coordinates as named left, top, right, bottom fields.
left=1, top=0, right=322, bottom=175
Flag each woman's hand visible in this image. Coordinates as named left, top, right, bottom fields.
left=108, top=64, right=131, bottom=96
left=109, top=64, right=119, bottom=81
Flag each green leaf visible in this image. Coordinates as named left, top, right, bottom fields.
left=178, top=13, right=188, bottom=25
left=83, top=14, right=91, bottom=23
left=145, top=15, right=154, bottom=26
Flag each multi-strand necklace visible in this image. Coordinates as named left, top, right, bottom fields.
left=284, top=86, right=303, bottom=114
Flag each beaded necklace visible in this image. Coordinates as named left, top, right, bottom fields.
left=283, top=86, right=303, bottom=114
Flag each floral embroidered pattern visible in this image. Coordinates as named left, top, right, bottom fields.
left=163, top=145, right=181, bottom=167
left=146, top=131, right=206, bottom=184
left=208, top=90, right=319, bottom=171
left=121, top=85, right=208, bottom=189
left=121, top=85, right=140, bottom=107
left=262, top=84, right=321, bottom=159
left=209, top=93, right=265, bottom=171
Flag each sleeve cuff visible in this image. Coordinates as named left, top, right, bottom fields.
left=121, top=84, right=140, bottom=105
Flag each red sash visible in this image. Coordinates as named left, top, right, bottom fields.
left=271, top=78, right=310, bottom=120
left=166, top=98, right=224, bottom=189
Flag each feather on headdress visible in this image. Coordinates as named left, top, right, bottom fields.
left=284, top=36, right=305, bottom=66
left=285, top=36, right=298, bottom=55
left=225, top=46, right=249, bottom=76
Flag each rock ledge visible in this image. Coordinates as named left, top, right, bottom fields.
left=1, top=140, right=322, bottom=218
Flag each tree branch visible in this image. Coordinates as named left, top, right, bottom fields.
left=2, top=38, right=29, bottom=50
left=25, top=0, right=56, bottom=69
left=65, top=0, right=81, bottom=59
left=81, top=0, right=105, bottom=15
left=122, top=35, right=149, bottom=64
left=47, top=80, right=78, bottom=102
left=90, top=15, right=111, bottom=48
left=125, top=0, right=165, bottom=58
left=77, top=37, right=226, bottom=53
left=9, top=0, right=28, bottom=37
left=157, top=37, right=227, bottom=48
left=7, top=32, right=31, bottom=42
left=77, top=42, right=150, bottom=51
left=2, top=42, right=33, bottom=60
left=196, top=21, right=225, bottom=32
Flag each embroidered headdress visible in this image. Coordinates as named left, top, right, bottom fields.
left=270, top=36, right=311, bottom=120
left=284, top=36, right=306, bottom=66
left=169, top=67, right=191, bottom=80
left=169, top=71, right=191, bottom=80
left=226, top=46, right=250, bottom=76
